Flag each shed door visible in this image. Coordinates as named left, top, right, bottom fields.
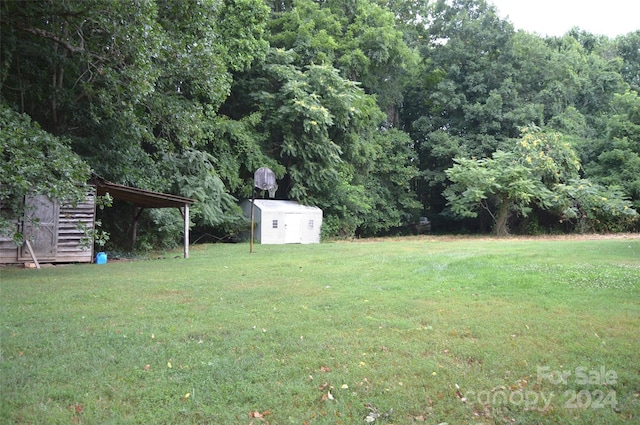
left=19, top=195, right=58, bottom=260
left=284, top=213, right=302, bottom=244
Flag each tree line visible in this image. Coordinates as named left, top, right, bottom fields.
left=2, top=0, right=638, bottom=249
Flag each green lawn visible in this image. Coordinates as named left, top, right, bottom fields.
left=1, top=236, right=639, bottom=424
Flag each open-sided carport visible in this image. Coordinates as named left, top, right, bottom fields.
left=92, top=176, right=195, bottom=259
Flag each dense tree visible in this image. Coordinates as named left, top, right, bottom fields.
left=223, top=45, right=419, bottom=236
left=581, top=90, right=640, bottom=210
left=0, top=103, right=90, bottom=241
left=1, top=0, right=269, bottom=177
left=1, top=0, right=163, bottom=188
left=221, top=0, right=421, bottom=237
left=400, top=0, right=637, bottom=232
left=616, top=31, right=640, bottom=92
left=445, top=128, right=637, bottom=235
left=266, top=0, right=417, bottom=125
left=1, top=0, right=270, bottom=248
left=402, top=0, right=525, bottom=226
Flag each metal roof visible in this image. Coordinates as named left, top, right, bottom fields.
left=250, top=199, right=322, bottom=213
left=92, top=176, right=195, bottom=208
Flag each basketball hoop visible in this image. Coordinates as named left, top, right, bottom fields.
left=254, top=167, right=278, bottom=197
left=250, top=167, right=278, bottom=253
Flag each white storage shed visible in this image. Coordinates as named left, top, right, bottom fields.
left=241, top=199, right=322, bottom=244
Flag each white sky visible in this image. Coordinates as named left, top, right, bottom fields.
left=489, top=0, right=640, bottom=38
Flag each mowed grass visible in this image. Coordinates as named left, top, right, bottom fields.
left=1, top=236, right=639, bottom=424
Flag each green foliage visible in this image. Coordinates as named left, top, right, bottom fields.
left=554, top=180, right=638, bottom=233
left=205, top=113, right=283, bottom=198
left=616, top=31, right=640, bottom=92
left=582, top=90, right=640, bottom=209
left=444, top=128, right=583, bottom=235
left=445, top=128, right=638, bottom=234
left=320, top=172, right=370, bottom=238
left=268, top=0, right=342, bottom=65
left=357, top=129, right=422, bottom=235
left=404, top=0, right=526, bottom=221
left=138, top=208, right=184, bottom=251
left=79, top=194, right=113, bottom=249
left=230, top=48, right=420, bottom=237
left=1, top=0, right=270, bottom=248
left=251, top=56, right=359, bottom=201
left=224, top=1, right=421, bottom=237
left=512, top=126, right=581, bottom=185
left=402, top=0, right=635, bottom=232
left=163, top=148, right=243, bottom=231
left=78, top=219, right=110, bottom=250
left=445, top=151, right=552, bottom=236
left=0, top=103, right=90, bottom=238
left=334, top=0, right=417, bottom=122
left=267, top=0, right=418, bottom=124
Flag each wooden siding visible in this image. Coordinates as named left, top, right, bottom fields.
left=0, top=191, right=95, bottom=264
left=0, top=221, right=20, bottom=263
left=55, top=192, right=96, bottom=262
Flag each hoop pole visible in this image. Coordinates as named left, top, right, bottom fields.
left=250, top=186, right=255, bottom=253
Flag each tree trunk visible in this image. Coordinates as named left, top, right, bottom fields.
left=493, top=199, right=511, bottom=236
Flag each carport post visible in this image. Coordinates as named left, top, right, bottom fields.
left=184, top=203, right=190, bottom=259
left=250, top=186, right=256, bottom=254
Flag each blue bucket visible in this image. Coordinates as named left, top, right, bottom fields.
left=96, top=252, right=108, bottom=264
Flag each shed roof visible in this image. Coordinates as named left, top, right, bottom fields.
left=250, top=199, right=322, bottom=213
left=92, top=176, right=195, bottom=208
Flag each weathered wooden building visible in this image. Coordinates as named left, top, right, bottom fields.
left=0, top=192, right=96, bottom=265
left=1, top=177, right=195, bottom=265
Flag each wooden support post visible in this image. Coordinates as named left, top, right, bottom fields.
left=250, top=187, right=255, bottom=253
left=183, top=203, right=189, bottom=259
left=178, top=204, right=190, bottom=259
left=24, top=239, right=41, bottom=269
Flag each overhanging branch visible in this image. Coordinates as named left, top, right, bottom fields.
left=479, top=199, right=496, bottom=222
left=11, top=22, right=85, bottom=55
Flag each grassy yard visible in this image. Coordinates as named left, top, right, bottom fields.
left=1, top=235, right=639, bottom=424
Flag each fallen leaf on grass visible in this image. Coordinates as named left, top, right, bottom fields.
left=364, top=414, right=378, bottom=423
left=248, top=410, right=271, bottom=420
left=455, top=383, right=466, bottom=402
left=364, top=403, right=392, bottom=423
left=320, top=390, right=334, bottom=401
left=320, top=366, right=331, bottom=372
